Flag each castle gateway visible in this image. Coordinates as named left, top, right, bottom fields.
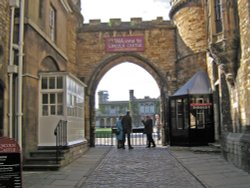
left=1, top=0, right=250, bottom=172
left=76, top=17, right=207, bottom=147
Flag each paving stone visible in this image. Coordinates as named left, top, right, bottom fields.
left=23, top=146, right=250, bottom=188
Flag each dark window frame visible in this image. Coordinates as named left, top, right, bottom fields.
left=214, top=0, right=223, bottom=33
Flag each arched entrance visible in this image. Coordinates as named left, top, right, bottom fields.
left=86, top=54, right=169, bottom=146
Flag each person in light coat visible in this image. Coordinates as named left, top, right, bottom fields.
left=116, top=116, right=124, bottom=149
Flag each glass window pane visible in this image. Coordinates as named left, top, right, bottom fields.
left=57, top=93, right=63, bottom=104
left=57, top=105, right=63, bottom=115
left=49, top=77, right=55, bottom=89
left=190, top=112, right=196, bottom=129
left=42, top=105, right=48, bottom=116
left=57, top=77, right=63, bottom=89
left=42, top=94, right=48, bottom=104
left=51, top=105, right=56, bottom=115
left=74, top=96, right=77, bottom=106
left=50, top=94, right=55, bottom=104
left=183, top=98, right=189, bottom=129
left=42, top=77, right=47, bottom=89
left=197, top=109, right=205, bottom=129
left=66, top=94, right=70, bottom=106
left=170, top=100, right=176, bottom=129
left=177, top=99, right=183, bottom=129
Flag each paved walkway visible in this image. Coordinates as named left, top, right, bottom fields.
left=23, top=146, right=250, bottom=188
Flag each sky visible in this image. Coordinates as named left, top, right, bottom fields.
left=96, top=63, right=160, bottom=101
left=81, top=0, right=171, bottom=23
left=80, top=0, right=171, bottom=103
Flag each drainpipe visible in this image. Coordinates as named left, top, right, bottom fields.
left=17, top=0, right=25, bottom=148
left=9, top=0, right=21, bottom=139
left=8, top=2, right=16, bottom=138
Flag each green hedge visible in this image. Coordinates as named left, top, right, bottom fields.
left=95, top=128, right=112, bottom=138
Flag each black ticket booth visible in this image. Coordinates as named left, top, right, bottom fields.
left=169, top=71, right=215, bottom=146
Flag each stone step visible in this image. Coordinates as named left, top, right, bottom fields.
left=24, top=156, right=64, bottom=164
left=23, top=149, right=68, bottom=171
left=30, top=150, right=67, bottom=157
left=23, top=164, right=61, bottom=171
left=208, top=142, right=221, bottom=149
left=191, top=146, right=221, bottom=153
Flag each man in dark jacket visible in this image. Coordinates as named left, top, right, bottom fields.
left=121, top=111, right=133, bottom=149
left=142, top=115, right=156, bottom=148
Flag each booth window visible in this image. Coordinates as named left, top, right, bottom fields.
left=190, top=97, right=212, bottom=129
left=171, top=98, right=188, bottom=130
left=177, top=99, right=183, bottom=129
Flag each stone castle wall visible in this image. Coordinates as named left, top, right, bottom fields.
left=169, top=0, right=208, bottom=87
left=170, top=0, right=250, bottom=172
left=221, top=0, right=250, bottom=172
left=77, top=17, right=177, bottom=92
left=0, top=0, right=10, bottom=136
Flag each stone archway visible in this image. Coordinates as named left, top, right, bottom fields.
left=85, top=53, right=169, bottom=146
left=40, top=56, right=60, bottom=71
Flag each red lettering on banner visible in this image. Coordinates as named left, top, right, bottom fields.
left=105, top=36, right=145, bottom=52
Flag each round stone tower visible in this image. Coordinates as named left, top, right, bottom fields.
left=170, top=0, right=207, bottom=53
left=169, top=0, right=208, bottom=86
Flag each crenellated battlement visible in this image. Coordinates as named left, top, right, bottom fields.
left=81, top=17, right=173, bottom=31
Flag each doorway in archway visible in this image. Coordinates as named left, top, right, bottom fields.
left=95, top=62, right=162, bottom=146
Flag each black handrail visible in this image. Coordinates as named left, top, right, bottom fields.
left=54, top=120, right=67, bottom=164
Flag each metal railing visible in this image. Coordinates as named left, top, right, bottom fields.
left=54, top=120, right=67, bottom=163
left=95, top=127, right=162, bottom=146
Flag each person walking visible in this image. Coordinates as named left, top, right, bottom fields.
left=142, top=115, right=156, bottom=148
left=121, top=111, right=134, bottom=149
left=116, top=116, right=124, bottom=149
left=155, top=114, right=161, bottom=140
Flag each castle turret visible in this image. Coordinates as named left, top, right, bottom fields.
left=169, top=0, right=208, bottom=86
left=170, top=0, right=207, bottom=53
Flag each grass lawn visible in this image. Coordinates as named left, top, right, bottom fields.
left=95, top=128, right=113, bottom=138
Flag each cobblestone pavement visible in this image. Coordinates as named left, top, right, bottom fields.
left=81, top=147, right=204, bottom=188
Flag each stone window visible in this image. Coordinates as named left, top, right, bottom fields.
left=49, top=5, right=56, bottom=42
left=214, top=0, right=223, bottom=33
left=38, top=0, right=44, bottom=18
left=41, top=75, right=63, bottom=116
left=40, top=73, right=84, bottom=117
left=39, top=73, right=86, bottom=146
left=140, top=103, right=155, bottom=114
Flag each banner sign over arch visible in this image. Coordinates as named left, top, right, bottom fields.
left=105, top=36, right=144, bottom=52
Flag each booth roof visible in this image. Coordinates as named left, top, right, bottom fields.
left=173, top=71, right=212, bottom=96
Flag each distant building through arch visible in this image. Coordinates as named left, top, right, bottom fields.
left=96, top=90, right=160, bottom=128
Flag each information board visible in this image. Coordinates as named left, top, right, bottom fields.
left=0, top=137, right=22, bottom=188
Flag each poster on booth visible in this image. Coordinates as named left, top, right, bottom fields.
left=0, top=137, right=22, bottom=188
